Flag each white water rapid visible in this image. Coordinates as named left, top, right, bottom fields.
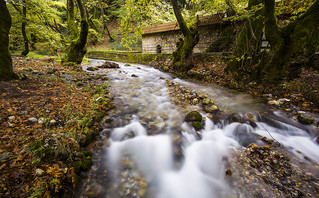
left=80, top=59, right=319, bottom=198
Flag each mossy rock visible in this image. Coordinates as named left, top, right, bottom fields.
left=72, top=152, right=92, bottom=173
left=192, top=121, right=204, bottom=131
left=297, top=113, right=315, bottom=125
left=78, top=130, right=99, bottom=147
left=185, top=111, right=202, bottom=122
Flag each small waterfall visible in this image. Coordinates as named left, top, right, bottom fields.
left=79, top=59, right=319, bottom=198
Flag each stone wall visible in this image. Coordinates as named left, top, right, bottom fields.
left=142, top=21, right=242, bottom=54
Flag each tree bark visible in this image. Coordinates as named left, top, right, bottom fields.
left=257, top=0, right=319, bottom=81
left=21, top=0, right=29, bottom=56
left=226, top=0, right=264, bottom=75
left=170, top=0, right=199, bottom=71
left=64, top=0, right=89, bottom=65
left=0, top=0, right=16, bottom=80
left=98, top=0, right=114, bottom=42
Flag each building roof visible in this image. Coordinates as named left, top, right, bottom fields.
left=142, top=13, right=225, bottom=35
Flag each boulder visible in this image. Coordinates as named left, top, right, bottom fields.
left=234, top=124, right=260, bottom=147
left=297, top=112, right=315, bottom=125
left=192, top=121, right=204, bottom=131
left=98, top=61, right=120, bottom=69
left=185, top=111, right=202, bottom=122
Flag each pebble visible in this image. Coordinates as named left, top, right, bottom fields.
left=8, top=116, right=15, bottom=121
left=35, top=168, right=45, bottom=176
left=28, top=117, right=38, bottom=122
left=38, top=117, right=47, bottom=125
left=50, top=119, right=57, bottom=125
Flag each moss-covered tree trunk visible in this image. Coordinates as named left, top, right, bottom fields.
left=64, top=0, right=88, bottom=65
left=171, top=0, right=199, bottom=72
left=21, top=0, right=29, bottom=56
left=256, top=0, right=319, bottom=81
left=0, top=0, right=16, bottom=81
left=226, top=0, right=264, bottom=75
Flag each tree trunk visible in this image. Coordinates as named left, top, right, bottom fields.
left=98, top=0, right=114, bottom=42
left=257, top=0, right=319, bottom=81
left=226, top=0, right=264, bottom=75
left=64, top=0, right=89, bottom=65
left=171, top=0, right=199, bottom=72
left=0, top=0, right=16, bottom=80
left=21, top=0, right=29, bottom=56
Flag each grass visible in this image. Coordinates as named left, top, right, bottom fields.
left=27, top=52, right=45, bottom=58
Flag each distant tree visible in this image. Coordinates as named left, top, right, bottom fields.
left=21, top=0, right=29, bottom=55
left=63, top=0, right=88, bottom=65
left=0, top=0, right=16, bottom=80
left=8, top=0, right=66, bottom=54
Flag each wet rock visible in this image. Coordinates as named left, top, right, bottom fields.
left=256, top=111, right=313, bottom=133
left=212, top=111, right=230, bottom=125
left=98, top=61, right=120, bottom=69
left=234, top=124, right=261, bottom=147
left=297, top=111, right=315, bottom=125
left=192, top=121, right=204, bottom=131
left=229, top=113, right=257, bottom=128
left=203, top=104, right=219, bottom=113
left=124, top=63, right=131, bottom=66
left=131, top=74, right=138, bottom=77
left=185, top=111, right=202, bottom=122
left=198, top=94, right=207, bottom=99
left=148, top=121, right=165, bottom=135
left=202, top=98, right=214, bottom=105
left=192, top=98, right=199, bottom=104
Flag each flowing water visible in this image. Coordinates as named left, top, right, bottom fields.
left=79, top=59, right=319, bottom=198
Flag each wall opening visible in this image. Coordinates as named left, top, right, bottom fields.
left=156, top=45, right=162, bottom=54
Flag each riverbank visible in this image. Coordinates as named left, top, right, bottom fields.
left=0, top=56, right=111, bottom=197
left=87, top=51, right=319, bottom=132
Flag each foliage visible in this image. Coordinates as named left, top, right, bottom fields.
left=8, top=0, right=66, bottom=54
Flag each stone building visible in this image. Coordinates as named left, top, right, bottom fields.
left=142, top=14, right=243, bottom=54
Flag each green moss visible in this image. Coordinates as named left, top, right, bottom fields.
left=297, top=113, right=315, bottom=125
left=28, top=136, right=69, bottom=162
left=185, top=111, right=202, bottom=122
left=192, top=121, right=204, bottom=131
left=71, top=152, right=92, bottom=173
left=226, top=0, right=264, bottom=75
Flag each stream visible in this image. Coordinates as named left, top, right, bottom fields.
left=79, top=59, right=319, bottom=198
